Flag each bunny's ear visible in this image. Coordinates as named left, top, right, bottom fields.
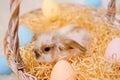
left=62, top=39, right=87, bottom=53
left=59, top=24, right=79, bottom=34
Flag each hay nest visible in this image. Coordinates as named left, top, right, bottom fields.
left=19, top=4, right=120, bottom=80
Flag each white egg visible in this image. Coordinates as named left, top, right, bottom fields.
left=50, top=60, right=76, bottom=80
left=105, top=38, right=120, bottom=61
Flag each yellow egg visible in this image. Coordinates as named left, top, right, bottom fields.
left=42, top=0, right=60, bottom=21
left=50, top=60, right=76, bottom=80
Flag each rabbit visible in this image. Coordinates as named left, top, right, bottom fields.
left=33, top=24, right=91, bottom=63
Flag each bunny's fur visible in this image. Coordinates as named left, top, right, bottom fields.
left=33, top=25, right=91, bottom=63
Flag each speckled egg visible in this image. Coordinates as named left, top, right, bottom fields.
left=0, top=55, right=12, bottom=75
left=84, top=0, right=102, bottom=8
left=50, top=60, right=76, bottom=80
left=18, top=25, right=34, bottom=47
left=105, top=38, right=120, bottom=61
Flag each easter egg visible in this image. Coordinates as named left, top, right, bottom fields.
left=18, top=25, right=34, bottom=47
left=0, top=55, right=12, bottom=75
left=105, top=38, right=120, bottom=61
left=42, top=0, right=60, bottom=21
left=50, top=60, right=76, bottom=80
left=84, top=0, right=102, bottom=8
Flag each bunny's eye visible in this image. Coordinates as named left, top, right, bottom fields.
left=69, top=46, right=74, bottom=49
left=44, top=47, right=51, bottom=52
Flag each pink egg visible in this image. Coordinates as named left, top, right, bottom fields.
left=105, top=38, right=120, bottom=60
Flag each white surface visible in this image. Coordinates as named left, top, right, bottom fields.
left=0, top=73, right=18, bottom=80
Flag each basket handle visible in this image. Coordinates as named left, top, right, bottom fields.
left=106, top=0, right=116, bottom=24
left=4, top=0, right=37, bottom=80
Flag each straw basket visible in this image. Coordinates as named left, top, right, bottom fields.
left=4, top=0, right=120, bottom=80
